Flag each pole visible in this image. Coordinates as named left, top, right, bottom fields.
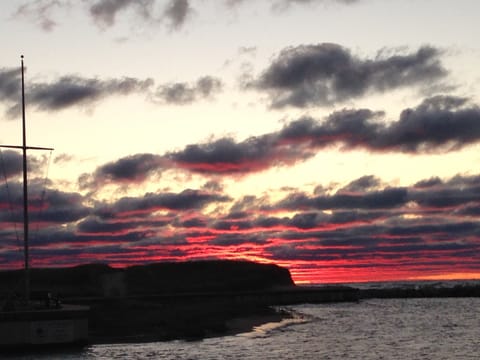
left=21, top=55, right=30, bottom=302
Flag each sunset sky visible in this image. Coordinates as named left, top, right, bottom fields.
left=1, top=0, right=480, bottom=284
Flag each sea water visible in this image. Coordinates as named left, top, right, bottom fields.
left=6, top=296, right=479, bottom=359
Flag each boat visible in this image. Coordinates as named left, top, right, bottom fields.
left=0, top=56, right=89, bottom=350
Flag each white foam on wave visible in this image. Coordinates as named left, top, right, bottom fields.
left=239, top=308, right=311, bottom=338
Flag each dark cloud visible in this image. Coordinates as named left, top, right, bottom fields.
left=0, top=150, right=24, bottom=178
left=14, top=0, right=194, bottom=32
left=210, top=233, right=266, bottom=246
left=0, top=150, right=48, bottom=179
left=163, top=96, right=480, bottom=177
left=166, top=133, right=313, bottom=175
left=30, top=76, right=153, bottom=112
left=32, top=227, right=152, bottom=249
left=387, top=221, right=479, bottom=238
left=154, top=76, right=222, bottom=105
left=0, top=68, right=21, bottom=101
left=97, top=189, right=231, bottom=218
left=0, top=68, right=22, bottom=118
left=0, top=67, right=224, bottom=116
left=279, top=95, right=480, bottom=153
left=163, top=0, right=192, bottom=30
left=196, top=76, right=223, bottom=97
left=414, top=177, right=443, bottom=188
left=83, top=141, right=276, bottom=188
left=313, top=210, right=382, bottom=229
left=278, top=110, right=383, bottom=151
left=288, top=212, right=325, bottom=229
left=341, top=175, right=381, bottom=193
left=89, top=0, right=193, bottom=30
left=456, top=204, right=480, bottom=217
left=80, top=153, right=165, bottom=190
left=76, top=215, right=168, bottom=235
left=411, top=187, right=480, bottom=209
left=212, top=219, right=254, bottom=231
left=249, top=44, right=447, bottom=108
left=253, top=215, right=285, bottom=228
left=97, top=154, right=162, bottom=181
left=22, top=187, right=90, bottom=223
left=175, top=216, right=207, bottom=228
left=0, top=182, right=89, bottom=224
left=409, top=174, right=480, bottom=209
left=278, top=187, right=408, bottom=210
left=167, top=137, right=273, bottom=174
left=88, top=0, right=155, bottom=28
left=0, top=72, right=153, bottom=117
left=378, top=96, right=480, bottom=152
left=90, top=0, right=193, bottom=30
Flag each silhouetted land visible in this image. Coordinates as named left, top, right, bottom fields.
left=1, top=260, right=478, bottom=343
left=0, top=260, right=356, bottom=342
left=0, top=260, right=293, bottom=297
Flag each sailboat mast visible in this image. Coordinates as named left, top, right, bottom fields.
left=0, top=57, right=54, bottom=302
left=21, top=55, right=30, bottom=302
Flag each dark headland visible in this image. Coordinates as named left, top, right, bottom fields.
left=2, top=260, right=478, bottom=344
left=0, top=260, right=357, bottom=343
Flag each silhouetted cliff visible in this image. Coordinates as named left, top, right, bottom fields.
left=125, top=260, right=294, bottom=295
left=0, top=260, right=294, bottom=298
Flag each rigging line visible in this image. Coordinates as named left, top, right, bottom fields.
left=31, top=149, right=53, bottom=267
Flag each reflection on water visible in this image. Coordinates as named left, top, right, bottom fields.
left=6, top=297, right=480, bottom=360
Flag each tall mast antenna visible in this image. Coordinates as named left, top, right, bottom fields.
left=0, top=57, right=53, bottom=303
left=21, top=55, right=30, bottom=302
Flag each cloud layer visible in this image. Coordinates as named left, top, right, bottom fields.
left=1, top=171, right=479, bottom=283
